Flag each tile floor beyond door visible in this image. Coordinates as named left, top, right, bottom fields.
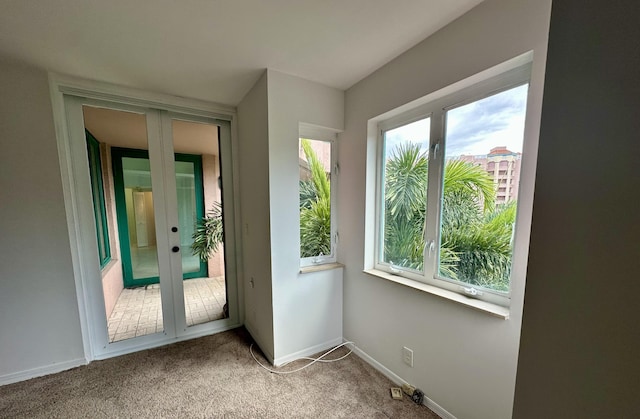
left=107, top=276, right=226, bottom=343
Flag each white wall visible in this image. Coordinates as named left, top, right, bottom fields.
left=513, top=1, right=640, bottom=417
left=237, top=69, right=344, bottom=363
left=237, top=71, right=275, bottom=360
left=338, top=0, right=551, bottom=418
left=266, top=70, right=344, bottom=362
left=0, top=59, right=85, bottom=381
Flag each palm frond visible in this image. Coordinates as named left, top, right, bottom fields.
left=300, top=196, right=332, bottom=258
left=301, top=139, right=330, bottom=201
left=443, top=159, right=495, bottom=211
left=385, top=143, right=429, bottom=221
left=299, top=180, right=317, bottom=210
left=299, top=140, right=332, bottom=257
left=191, top=202, right=224, bottom=262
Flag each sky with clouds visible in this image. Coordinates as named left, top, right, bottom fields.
left=385, top=83, right=528, bottom=158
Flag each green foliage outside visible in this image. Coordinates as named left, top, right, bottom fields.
left=193, top=141, right=514, bottom=292
left=191, top=201, right=224, bottom=262
left=299, top=139, right=332, bottom=258
left=383, top=143, right=516, bottom=292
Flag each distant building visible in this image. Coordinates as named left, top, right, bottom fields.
left=458, top=146, right=522, bottom=206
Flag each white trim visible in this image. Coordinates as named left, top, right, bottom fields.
left=299, top=122, right=341, bottom=142
left=0, top=323, right=243, bottom=385
left=49, top=73, right=234, bottom=120
left=48, top=72, right=243, bottom=363
left=299, top=262, right=344, bottom=274
left=93, top=322, right=242, bottom=361
left=299, top=133, right=339, bottom=268
left=363, top=269, right=509, bottom=319
left=229, top=115, right=245, bottom=325
left=348, top=342, right=457, bottom=419
left=48, top=82, right=93, bottom=362
left=273, top=337, right=343, bottom=367
left=371, top=57, right=533, bottom=308
left=63, top=96, right=113, bottom=353
left=0, top=358, right=87, bottom=386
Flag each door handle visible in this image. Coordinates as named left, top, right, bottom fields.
left=172, top=246, right=180, bottom=253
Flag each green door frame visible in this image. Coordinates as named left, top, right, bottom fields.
left=85, top=130, right=111, bottom=269
left=112, top=147, right=207, bottom=288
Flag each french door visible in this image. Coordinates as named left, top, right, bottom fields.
left=111, top=148, right=207, bottom=287
left=64, top=95, right=239, bottom=359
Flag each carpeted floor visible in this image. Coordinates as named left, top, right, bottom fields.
left=0, top=328, right=438, bottom=418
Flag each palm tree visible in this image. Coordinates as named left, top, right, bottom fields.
left=299, top=139, right=332, bottom=258
left=382, top=143, right=428, bottom=270
left=383, top=143, right=516, bottom=291
left=191, top=201, right=224, bottom=262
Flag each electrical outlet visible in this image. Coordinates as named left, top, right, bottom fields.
left=402, top=346, right=413, bottom=367
left=402, top=383, right=416, bottom=396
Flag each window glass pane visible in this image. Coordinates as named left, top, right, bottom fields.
left=299, top=138, right=332, bottom=259
left=84, top=106, right=165, bottom=343
left=439, top=84, right=528, bottom=292
left=121, top=156, right=160, bottom=280
left=380, top=117, right=430, bottom=271
left=174, top=159, right=201, bottom=275
left=172, top=119, right=228, bottom=328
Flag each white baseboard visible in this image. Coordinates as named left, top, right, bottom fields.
left=273, top=337, right=343, bottom=367
left=0, top=358, right=87, bottom=387
left=348, top=342, right=456, bottom=419
left=423, top=395, right=456, bottom=419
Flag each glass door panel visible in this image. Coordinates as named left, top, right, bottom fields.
left=82, top=105, right=164, bottom=343
left=174, top=157, right=206, bottom=277
left=112, top=149, right=162, bottom=286
left=170, top=118, right=228, bottom=327
left=121, top=154, right=160, bottom=282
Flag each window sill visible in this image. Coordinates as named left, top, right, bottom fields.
left=363, top=269, right=510, bottom=319
left=300, top=262, right=344, bottom=274
left=101, top=258, right=117, bottom=274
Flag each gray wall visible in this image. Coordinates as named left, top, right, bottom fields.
left=339, top=0, right=551, bottom=417
left=0, top=59, right=85, bottom=379
left=237, top=71, right=275, bottom=360
left=237, top=69, right=345, bottom=364
left=513, top=1, right=640, bottom=417
left=265, top=70, right=344, bottom=362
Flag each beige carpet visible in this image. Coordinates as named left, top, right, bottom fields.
left=0, top=328, right=438, bottom=418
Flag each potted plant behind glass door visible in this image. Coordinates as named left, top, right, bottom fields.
left=191, top=202, right=227, bottom=317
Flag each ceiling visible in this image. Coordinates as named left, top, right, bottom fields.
left=0, top=0, right=483, bottom=106
left=83, top=106, right=219, bottom=155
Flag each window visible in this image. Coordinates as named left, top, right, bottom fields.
left=86, top=131, right=111, bottom=268
left=375, top=65, right=530, bottom=306
left=299, top=136, right=337, bottom=267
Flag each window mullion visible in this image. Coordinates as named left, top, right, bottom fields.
left=374, top=128, right=386, bottom=270
left=330, top=139, right=338, bottom=259
left=423, top=109, right=444, bottom=281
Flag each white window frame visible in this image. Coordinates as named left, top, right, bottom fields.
left=374, top=63, right=532, bottom=307
left=299, top=125, right=338, bottom=268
